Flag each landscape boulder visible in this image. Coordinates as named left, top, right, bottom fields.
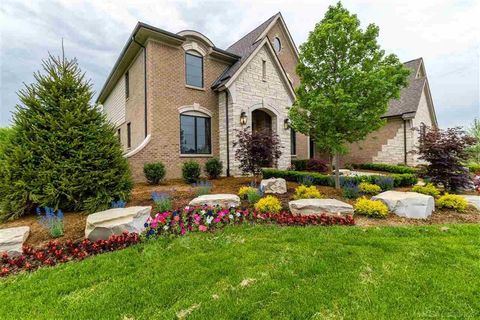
left=85, top=206, right=151, bottom=241
left=461, top=195, right=480, bottom=210
left=189, top=194, right=240, bottom=208
left=0, top=226, right=30, bottom=255
left=289, top=199, right=354, bottom=215
left=260, top=178, right=287, bottom=194
left=372, top=191, right=434, bottom=219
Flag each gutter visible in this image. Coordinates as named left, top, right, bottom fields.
left=403, top=119, right=407, bottom=165
left=132, top=36, right=148, bottom=138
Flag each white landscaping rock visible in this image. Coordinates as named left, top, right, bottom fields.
left=289, top=199, right=354, bottom=215
left=260, top=178, right=287, bottom=194
left=372, top=191, right=434, bottom=219
left=85, top=206, right=151, bottom=241
left=189, top=194, right=240, bottom=208
left=0, top=226, right=30, bottom=255
left=460, top=195, right=480, bottom=210
left=338, top=169, right=351, bottom=176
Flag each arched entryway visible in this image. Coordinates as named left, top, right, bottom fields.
left=251, top=109, right=273, bottom=133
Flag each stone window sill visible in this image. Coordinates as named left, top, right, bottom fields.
left=180, top=154, right=213, bottom=158
left=185, top=85, right=205, bottom=91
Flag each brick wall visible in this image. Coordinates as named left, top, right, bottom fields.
left=126, top=38, right=230, bottom=182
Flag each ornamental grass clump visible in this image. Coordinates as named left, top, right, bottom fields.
left=192, top=181, right=212, bottom=196
left=254, top=196, right=282, bottom=214
left=411, top=184, right=440, bottom=197
left=342, top=181, right=359, bottom=199
left=292, top=185, right=322, bottom=200
left=246, top=188, right=263, bottom=205
left=37, top=207, right=64, bottom=238
left=358, top=182, right=382, bottom=195
left=436, top=193, right=468, bottom=212
left=238, top=186, right=257, bottom=199
left=151, top=192, right=172, bottom=213
left=297, top=175, right=315, bottom=187
left=354, top=197, right=388, bottom=218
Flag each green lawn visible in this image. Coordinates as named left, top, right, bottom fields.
left=1, top=224, right=480, bottom=319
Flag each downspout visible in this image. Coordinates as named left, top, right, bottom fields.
left=132, top=36, right=148, bottom=138
left=403, top=119, right=407, bottom=165
left=225, top=91, right=230, bottom=176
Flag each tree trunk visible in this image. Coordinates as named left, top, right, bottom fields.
left=334, top=152, right=340, bottom=189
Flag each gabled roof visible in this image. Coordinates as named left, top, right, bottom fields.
left=384, top=57, right=437, bottom=125
left=211, top=13, right=279, bottom=90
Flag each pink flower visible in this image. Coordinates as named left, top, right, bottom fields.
left=174, top=216, right=180, bottom=222
left=198, top=225, right=207, bottom=232
left=181, top=228, right=186, bottom=235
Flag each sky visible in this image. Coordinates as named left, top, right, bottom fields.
left=0, top=0, right=479, bottom=129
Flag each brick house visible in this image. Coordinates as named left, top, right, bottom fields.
left=97, top=13, right=437, bottom=182
left=97, top=13, right=308, bottom=181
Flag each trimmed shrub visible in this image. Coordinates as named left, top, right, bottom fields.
left=354, top=197, right=388, bottom=218
left=292, top=185, right=322, bottom=200
left=353, top=163, right=418, bottom=174
left=0, top=55, right=132, bottom=220
left=411, top=184, right=440, bottom=197
left=358, top=182, right=382, bottom=195
left=437, top=193, right=468, bottom=212
left=143, top=162, right=166, bottom=184
left=182, top=160, right=201, bottom=183
left=291, top=159, right=308, bottom=171
left=261, top=169, right=418, bottom=188
left=205, top=158, right=223, bottom=179
left=254, top=196, right=282, bottom=214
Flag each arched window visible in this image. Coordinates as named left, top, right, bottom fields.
left=180, top=111, right=211, bottom=154
left=273, top=37, right=281, bottom=53
left=185, top=51, right=203, bottom=88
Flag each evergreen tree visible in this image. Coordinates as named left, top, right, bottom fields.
left=0, top=55, right=132, bottom=220
left=289, top=2, right=410, bottom=188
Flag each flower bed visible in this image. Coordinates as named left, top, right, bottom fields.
left=1, top=206, right=354, bottom=278
left=144, top=206, right=354, bottom=237
left=1, top=232, right=140, bottom=277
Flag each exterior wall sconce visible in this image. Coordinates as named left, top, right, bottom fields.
left=284, top=118, right=290, bottom=130
left=240, top=112, right=247, bottom=125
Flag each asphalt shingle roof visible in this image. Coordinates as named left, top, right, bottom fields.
left=384, top=58, right=426, bottom=118
left=211, top=13, right=279, bottom=89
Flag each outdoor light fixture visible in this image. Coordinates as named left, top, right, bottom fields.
left=240, top=112, right=247, bottom=125
left=284, top=118, right=290, bottom=130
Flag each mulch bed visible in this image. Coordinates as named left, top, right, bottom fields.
left=0, top=177, right=478, bottom=247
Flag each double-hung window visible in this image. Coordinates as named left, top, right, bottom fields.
left=180, top=114, right=211, bottom=154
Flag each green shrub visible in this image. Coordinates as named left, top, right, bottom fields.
left=437, top=193, right=468, bottom=212
left=0, top=127, right=14, bottom=158
left=291, top=159, right=308, bottom=171
left=238, top=186, right=257, bottom=199
left=262, top=169, right=417, bottom=189
left=205, top=158, right=223, bottom=179
left=182, top=160, right=201, bottom=183
left=0, top=55, right=132, bottom=220
left=468, top=163, right=480, bottom=174
left=342, top=182, right=360, bottom=199
left=143, top=162, right=166, bottom=184
left=354, top=197, right=388, bottom=218
left=358, top=182, right=382, bottom=195
left=292, top=185, right=322, bottom=200
left=254, top=195, right=282, bottom=214
left=373, top=176, right=394, bottom=191
left=246, top=188, right=262, bottom=205
left=411, top=183, right=440, bottom=197
left=353, top=163, right=418, bottom=174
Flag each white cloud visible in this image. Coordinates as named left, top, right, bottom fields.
left=1, top=0, right=479, bottom=128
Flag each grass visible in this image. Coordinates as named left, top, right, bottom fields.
left=1, top=224, right=480, bottom=319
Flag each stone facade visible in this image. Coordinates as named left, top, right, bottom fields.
left=220, top=44, right=294, bottom=176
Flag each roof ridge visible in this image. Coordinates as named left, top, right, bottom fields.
left=226, top=12, right=279, bottom=52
